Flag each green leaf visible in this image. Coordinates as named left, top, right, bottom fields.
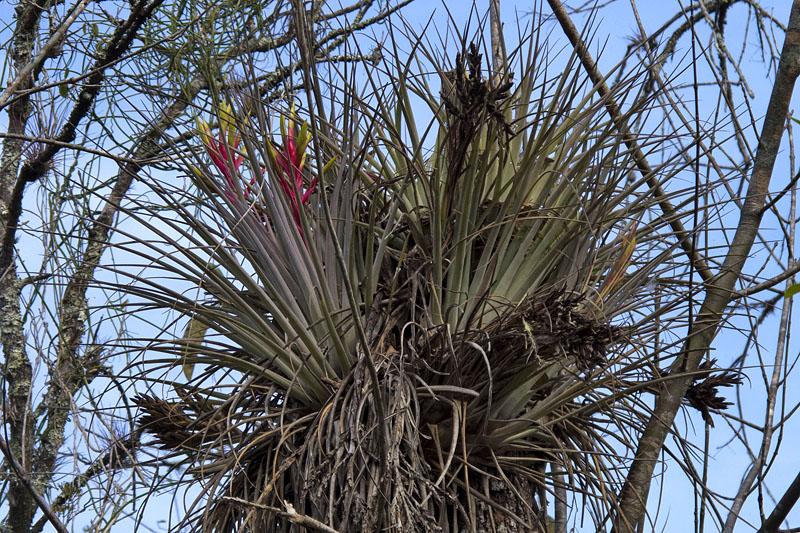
left=785, top=283, right=800, bottom=299
left=181, top=316, right=209, bottom=380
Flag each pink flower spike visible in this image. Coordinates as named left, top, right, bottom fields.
left=286, top=128, right=296, bottom=165
left=196, top=103, right=259, bottom=204
left=301, top=176, right=317, bottom=205
left=264, top=109, right=321, bottom=241
left=202, top=132, right=245, bottom=194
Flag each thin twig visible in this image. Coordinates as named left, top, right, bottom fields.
left=222, top=497, right=343, bottom=533
left=612, top=2, right=800, bottom=530
left=735, top=261, right=800, bottom=298
left=726, top=111, right=800, bottom=533
left=760, top=470, right=800, bottom=533
left=547, top=0, right=714, bottom=284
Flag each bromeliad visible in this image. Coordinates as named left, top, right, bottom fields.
left=197, top=103, right=321, bottom=238
left=196, top=102, right=246, bottom=200
left=266, top=106, right=317, bottom=231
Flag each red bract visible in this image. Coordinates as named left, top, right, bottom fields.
left=197, top=102, right=248, bottom=201
left=267, top=109, right=317, bottom=234
left=205, top=136, right=243, bottom=186
left=197, top=104, right=321, bottom=240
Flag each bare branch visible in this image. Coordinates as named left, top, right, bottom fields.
left=547, top=0, right=714, bottom=284
left=0, top=434, right=69, bottom=533
left=0, top=0, right=92, bottom=109
left=613, top=2, right=800, bottom=530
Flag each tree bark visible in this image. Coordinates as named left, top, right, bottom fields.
left=1, top=2, right=51, bottom=531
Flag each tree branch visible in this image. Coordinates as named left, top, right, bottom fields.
left=0, top=434, right=69, bottom=533
left=612, top=2, right=800, bottom=530
left=0, top=2, right=53, bottom=530
left=0, top=0, right=92, bottom=110
left=0, top=0, right=167, bottom=276
left=547, top=0, right=713, bottom=283
left=759, top=470, right=800, bottom=533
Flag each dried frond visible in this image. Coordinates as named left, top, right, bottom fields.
left=683, top=359, right=743, bottom=427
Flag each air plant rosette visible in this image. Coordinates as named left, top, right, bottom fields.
left=127, top=42, right=739, bottom=533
